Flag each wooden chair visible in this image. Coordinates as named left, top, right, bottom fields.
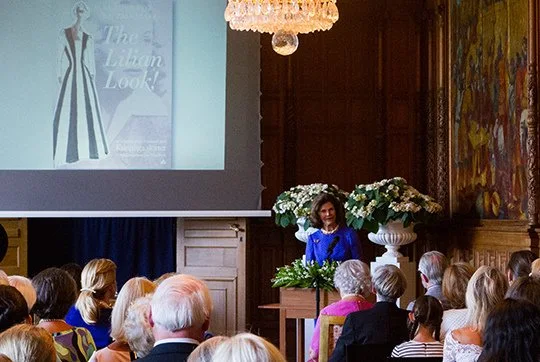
left=318, top=315, right=347, bottom=362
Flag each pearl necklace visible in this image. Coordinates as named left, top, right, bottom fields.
left=39, top=318, right=65, bottom=323
left=321, top=224, right=339, bottom=235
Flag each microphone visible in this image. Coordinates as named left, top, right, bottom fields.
left=326, top=235, right=340, bottom=260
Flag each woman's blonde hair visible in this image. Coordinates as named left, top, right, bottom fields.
left=442, top=262, right=475, bottom=309
left=124, top=296, right=154, bottom=358
left=187, top=336, right=229, bottom=362
left=212, top=333, right=286, bottom=362
left=75, top=258, right=117, bottom=324
left=110, top=277, right=155, bottom=342
left=0, top=324, right=56, bottom=362
left=8, top=276, right=37, bottom=311
left=465, top=265, right=508, bottom=332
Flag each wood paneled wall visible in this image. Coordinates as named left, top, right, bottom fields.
left=251, top=0, right=427, bottom=351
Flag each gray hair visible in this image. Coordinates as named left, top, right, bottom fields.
left=372, top=265, right=407, bottom=302
left=333, top=260, right=371, bottom=298
left=124, top=296, right=154, bottom=358
left=187, top=336, right=229, bottom=362
left=150, top=274, right=212, bottom=332
left=418, top=251, right=448, bottom=285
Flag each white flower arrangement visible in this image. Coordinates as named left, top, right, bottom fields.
left=272, top=183, right=348, bottom=228
left=345, top=177, right=442, bottom=233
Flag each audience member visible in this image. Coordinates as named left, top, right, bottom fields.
left=90, top=277, right=155, bottom=361
left=391, top=295, right=444, bottom=358
left=477, top=298, right=540, bottom=362
left=443, top=266, right=508, bottom=362
left=65, top=258, right=117, bottom=349
left=505, top=274, right=540, bottom=305
left=60, top=263, right=83, bottom=294
left=187, top=336, right=229, bottom=362
left=212, top=333, right=285, bottom=362
left=530, top=257, right=540, bottom=276
left=0, top=271, right=8, bottom=287
left=32, top=267, right=96, bottom=361
left=330, top=264, right=409, bottom=362
left=440, top=262, right=475, bottom=340
left=408, top=251, right=449, bottom=310
left=0, top=285, right=30, bottom=332
left=0, top=324, right=57, bottom=362
left=124, top=296, right=154, bottom=358
left=137, top=274, right=213, bottom=362
left=8, top=275, right=36, bottom=311
left=153, top=272, right=177, bottom=286
left=506, top=250, right=537, bottom=284
left=308, top=260, right=373, bottom=362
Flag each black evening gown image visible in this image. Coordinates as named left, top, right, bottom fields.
left=53, top=28, right=108, bottom=166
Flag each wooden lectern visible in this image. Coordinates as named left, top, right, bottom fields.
left=260, top=288, right=341, bottom=362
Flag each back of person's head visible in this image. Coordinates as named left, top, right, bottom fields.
left=466, top=266, right=508, bottom=332
left=372, top=264, right=407, bottom=302
left=333, top=260, right=372, bottom=298
left=442, top=262, right=475, bottom=309
left=478, top=298, right=540, bottom=362
left=75, top=258, right=117, bottom=324
left=111, top=277, right=156, bottom=342
left=153, top=272, right=177, bottom=286
left=187, top=335, right=229, bottom=362
left=151, top=274, right=212, bottom=334
left=507, top=250, right=537, bottom=283
left=0, top=285, right=29, bottom=332
left=7, top=276, right=36, bottom=311
left=409, top=295, right=443, bottom=340
left=505, top=274, right=540, bottom=305
left=124, top=296, right=154, bottom=358
left=531, top=258, right=540, bottom=276
left=31, top=267, right=77, bottom=320
left=60, top=263, right=83, bottom=292
left=0, top=271, right=9, bottom=287
left=0, top=324, right=56, bottom=362
left=212, top=333, right=285, bottom=362
left=418, top=251, right=448, bottom=285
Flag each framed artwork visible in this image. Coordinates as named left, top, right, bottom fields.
left=448, top=0, right=529, bottom=220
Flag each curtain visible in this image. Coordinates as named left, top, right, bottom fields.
left=28, top=218, right=176, bottom=286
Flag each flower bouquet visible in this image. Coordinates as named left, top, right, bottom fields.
left=272, top=183, right=347, bottom=229
left=271, top=258, right=339, bottom=291
left=345, top=177, right=442, bottom=233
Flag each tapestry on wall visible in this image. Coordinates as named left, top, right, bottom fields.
left=451, top=0, right=528, bottom=220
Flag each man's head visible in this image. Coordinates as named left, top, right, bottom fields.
left=150, top=274, right=212, bottom=341
left=418, top=251, right=448, bottom=288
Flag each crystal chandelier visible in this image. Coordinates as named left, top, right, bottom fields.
left=224, top=0, right=339, bottom=56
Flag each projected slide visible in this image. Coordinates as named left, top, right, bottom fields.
left=0, top=0, right=225, bottom=170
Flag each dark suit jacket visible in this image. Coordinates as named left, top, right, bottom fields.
left=329, top=301, right=409, bottom=362
left=136, top=342, right=198, bottom=362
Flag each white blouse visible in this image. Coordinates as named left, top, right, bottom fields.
left=442, top=330, right=482, bottom=362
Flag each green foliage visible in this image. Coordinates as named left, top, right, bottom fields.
left=345, top=177, right=443, bottom=233
left=271, top=259, right=339, bottom=291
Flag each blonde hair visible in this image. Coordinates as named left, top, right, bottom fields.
left=110, top=277, right=155, bottom=342
left=187, top=336, right=229, bottom=362
left=212, top=333, right=285, bottom=362
left=124, top=296, right=154, bottom=358
left=531, top=258, right=540, bottom=276
left=0, top=271, right=8, bottom=287
left=465, top=266, right=508, bottom=332
left=75, top=258, right=117, bottom=324
left=0, top=324, right=56, bottom=362
left=442, top=262, right=475, bottom=309
left=8, top=276, right=36, bottom=311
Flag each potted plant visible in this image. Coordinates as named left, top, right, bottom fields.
left=344, top=177, right=442, bottom=257
left=272, top=183, right=348, bottom=242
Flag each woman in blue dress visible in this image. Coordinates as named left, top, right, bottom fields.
left=305, top=193, right=362, bottom=265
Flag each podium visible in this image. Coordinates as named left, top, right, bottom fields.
left=259, top=288, right=341, bottom=362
